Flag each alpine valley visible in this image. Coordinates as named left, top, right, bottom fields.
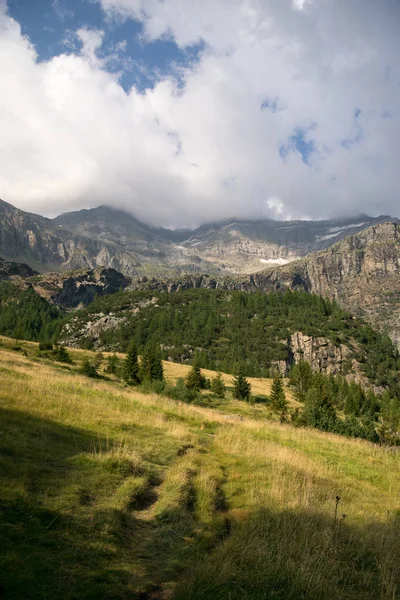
left=0, top=198, right=399, bottom=346
left=1, top=198, right=400, bottom=599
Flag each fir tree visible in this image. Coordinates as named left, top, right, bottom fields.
left=79, top=357, right=98, bottom=378
left=289, top=360, right=313, bottom=402
left=302, top=384, right=338, bottom=432
left=210, top=372, right=226, bottom=398
left=270, top=375, right=288, bottom=418
left=232, top=368, right=251, bottom=401
left=140, top=344, right=164, bottom=382
left=93, top=352, right=104, bottom=370
left=122, top=342, right=140, bottom=385
left=185, top=364, right=205, bottom=390
left=106, top=353, right=119, bottom=375
left=52, top=345, right=73, bottom=364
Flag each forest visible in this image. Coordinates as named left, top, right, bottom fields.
left=70, top=288, right=400, bottom=391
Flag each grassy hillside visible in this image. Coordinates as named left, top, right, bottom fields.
left=0, top=338, right=398, bottom=599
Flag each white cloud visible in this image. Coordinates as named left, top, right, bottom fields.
left=76, top=27, right=104, bottom=64
left=0, top=0, right=400, bottom=227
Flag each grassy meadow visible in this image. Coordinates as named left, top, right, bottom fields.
left=0, top=337, right=399, bottom=599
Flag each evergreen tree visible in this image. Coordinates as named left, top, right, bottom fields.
left=185, top=364, right=206, bottom=390
left=302, top=384, right=338, bottom=432
left=378, top=392, right=400, bottom=445
left=232, top=368, right=251, bottom=401
left=93, top=352, right=104, bottom=370
left=122, top=342, right=140, bottom=385
left=210, top=372, right=226, bottom=398
left=289, top=360, right=313, bottom=402
left=52, top=345, right=73, bottom=364
left=79, top=357, right=98, bottom=378
left=39, top=341, right=53, bottom=351
left=140, top=344, right=164, bottom=382
left=106, top=353, right=119, bottom=375
left=270, top=375, right=288, bottom=418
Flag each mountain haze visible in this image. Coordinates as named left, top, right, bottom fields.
left=0, top=199, right=394, bottom=276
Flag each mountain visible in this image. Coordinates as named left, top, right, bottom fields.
left=248, top=222, right=400, bottom=345
left=0, top=198, right=394, bottom=276
left=0, top=200, right=211, bottom=276
left=178, top=214, right=394, bottom=272
left=123, top=222, right=400, bottom=345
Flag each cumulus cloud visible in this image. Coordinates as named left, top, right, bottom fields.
left=0, top=0, right=400, bottom=227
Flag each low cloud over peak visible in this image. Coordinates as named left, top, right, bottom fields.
left=1, top=0, right=400, bottom=227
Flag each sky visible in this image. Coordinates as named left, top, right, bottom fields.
left=1, top=0, right=400, bottom=227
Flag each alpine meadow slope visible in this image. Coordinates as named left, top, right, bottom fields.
left=0, top=338, right=398, bottom=599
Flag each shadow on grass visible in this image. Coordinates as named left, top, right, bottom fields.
left=172, top=506, right=400, bottom=600
left=0, top=408, right=139, bottom=600
left=1, top=407, right=399, bottom=600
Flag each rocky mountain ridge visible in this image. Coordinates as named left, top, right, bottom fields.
left=119, top=222, right=400, bottom=345
left=1, top=199, right=399, bottom=344
left=0, top=198, right=394, bottom=276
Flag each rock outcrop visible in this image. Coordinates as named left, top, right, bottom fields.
left=248, top=222, right=400, bottom=345
left=30, top=267, right=130, bottom=308
left=290, top=331, right=352, bottom=375
left=0, top=257, right=38, bottom=279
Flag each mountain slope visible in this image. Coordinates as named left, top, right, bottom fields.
left=181, top=214, right=394, bottom=272
left=119, top=222, right=400, bottom=345
left=0, top=199, right=143, bottom=274
left=248, top=222, right=400, bottom=345
left=0, top=199, right=394, bottom=276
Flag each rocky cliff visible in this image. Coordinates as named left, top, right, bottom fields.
left=247, top=222, right=400, bottom=345
left=0, top=198, right=393, bottom=276
left=124, top=223, right=400, bottom=345
left=0, top=257, right=38, bottom=279
left=29, top=267, right=130, bottom=308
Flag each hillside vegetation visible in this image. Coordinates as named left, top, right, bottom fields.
left=0, top=338, right=399, bottom=599
left=64, top=289, right=400, bottom=387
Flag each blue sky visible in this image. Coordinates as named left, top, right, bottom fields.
left=1, top=0, right=399, bottom=226
left=7, top=0, right=204, bottom=91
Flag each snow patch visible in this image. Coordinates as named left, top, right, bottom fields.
left=316, top=232, right=341, bottom=242
left=327, top=222, right=366, bottom=233
left=260, top=258, right=292, bottom=265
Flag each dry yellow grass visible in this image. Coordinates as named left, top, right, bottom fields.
left=162, top=358, right=296, bottom=402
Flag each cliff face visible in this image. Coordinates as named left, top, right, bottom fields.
left=248, top=223, right=400, bottom=345
left=29, top=267, right=130, bottom=308
left=0, top=257, right=38, bottom=279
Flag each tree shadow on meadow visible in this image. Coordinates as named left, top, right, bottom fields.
left=172, top=504, right=400, bottom=600
left=0, top=407, right=142, bottom=600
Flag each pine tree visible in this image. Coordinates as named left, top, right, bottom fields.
left=106, top=353, right=119, bottom=375
left=289, top=360, right=313, bottom=402
left=79, top=357, right=98, bottom=378
left=302, top=385, right=338, bottom=432
left=210, top=372, right=226, bottom=398
left=270, top=375, right=288, bottom=418
left=140, top=344, right=164, bottom=382
left=93, top=352, right=104, bottom=370
left=232, top=368, right=251, bottom=401
left=53, top=345, right=73, bottom=364
left=122, top=342, right=140, bottom=385
left=185, top=364, right=206, bottom=390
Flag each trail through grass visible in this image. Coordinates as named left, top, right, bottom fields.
left=0, top=338, right=398, bottom=599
